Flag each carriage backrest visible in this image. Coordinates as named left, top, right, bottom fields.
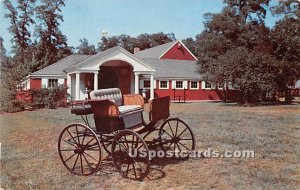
left=149, top=96, right=170, bottom=123
left=90, top=88, right=123, bottom=106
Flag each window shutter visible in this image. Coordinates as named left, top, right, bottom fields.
left=139, top=80, right=144, bottom=89
left=42, top=78, right=48, bottom=88
left=172, top=80, right=176, bottom=89
left=211, top=83, right=216, bottom=89
left=58, top=79, right=64, bottom=85
left=183, top=81, right=188, bottom=89
left=201, top=81, right=205, bottom=89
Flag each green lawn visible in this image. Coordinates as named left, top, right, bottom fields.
left=1, top=103, right=299, bottom=189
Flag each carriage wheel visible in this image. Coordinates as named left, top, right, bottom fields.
left=159, top=118, right=195, bottom=159
left=100, top=131, right=119, bottom=155
left=111, top=130, right=150, bottom=180
left=58, top=123, right=101, bottom=176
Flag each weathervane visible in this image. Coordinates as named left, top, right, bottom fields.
left=101, top=30, right=108, bottom=37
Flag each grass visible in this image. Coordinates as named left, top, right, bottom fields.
left=1, top=102, right=300, bottom=189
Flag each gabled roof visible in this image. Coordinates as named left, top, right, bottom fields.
left=134, top=40, right=178, bottom=59
left=64, top=46, right=155, bottom=73
left=141, top=58, right=202, bottom=79
left=29, top=54, right=91, bottom=77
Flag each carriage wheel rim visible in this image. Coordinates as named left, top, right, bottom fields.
left=159, top=118, right=195, bottom=159
left=111, top=130, right=150, bottom=181
left=58, top=123, right=102, bottom=176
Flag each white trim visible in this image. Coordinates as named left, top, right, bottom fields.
left=158, top=40, right=198, bottom=61
left=28, top=74, right=66, bottom=78
left=159, top=80, right=169, bottom=89
left=178, top=40, right=198, bottom=61
left=159, top=41, right=178, bottom=59
left=190, top=81, right=199, bottom=90
left=174, top=80, right=184, bottom=89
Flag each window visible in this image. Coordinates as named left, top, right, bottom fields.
left=217, top=83, right=224, bottom=89
left=175, top=81, right=183, bottom=89
left=48, top=79, right=58, bottom=88
left=205, top=82, right=211, bottom=89
left=144, top=80, right=150, bottom=88
left=159, top=80, right=168, bottom=89
left=190, top=81, right=199, bottom=89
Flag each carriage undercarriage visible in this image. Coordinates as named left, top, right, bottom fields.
left=58, top=89, right=195, bottom=181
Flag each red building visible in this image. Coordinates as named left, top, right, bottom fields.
left=27, top=40, right=236, bottom=101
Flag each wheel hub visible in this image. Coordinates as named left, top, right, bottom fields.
left=74, top=145, right=84, bottom=154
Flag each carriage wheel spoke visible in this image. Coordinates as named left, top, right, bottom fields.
left=177, top=141, right=191, bottom=151
left=61, top=138, right=76, bottom=147
left=175, top=121, right=179, bottom=137
left=83, top=152, right=98, bottom=162
left=177, top=127, right=188, bottom=138
left=85, top=137, right=95, bottom=146
left=64, top=153, right=76, bottom=163
left=81, top=129, right=87, bottom=146
left=72, top=154, right=80, bottom=171
left=133, top=159, right=147, bottom=174
left=82, top=153, right=94, bottom=171
left=162, top=129, right=173, bottom=139
left=80, top=154, right=84, bottom=174
left=125, top=163, right=130, bottom=176
left=132, top=162, right=137, bottom=179
left=75, top=126, right=81, bottom=146
left=165, top=142, right=174, bottom=151
left=176, top=143, right=182, bottom=152
left=66, top=130, right=78, bottom=145
left=167, top=122, right=175, bottom=137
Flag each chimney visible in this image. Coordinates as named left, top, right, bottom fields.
left=134, top=47, right=140, bottom=54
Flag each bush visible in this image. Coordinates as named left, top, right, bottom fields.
left=1, top=99, right=29, bottom=113
left=31, top=85, right=67, bottom=109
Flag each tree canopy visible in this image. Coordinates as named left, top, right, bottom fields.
left=183, top=0, right=300, bottom=104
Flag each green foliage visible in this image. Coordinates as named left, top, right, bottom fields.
left=77, top=38, right=97, bottom=55
left=1, top=0, right=72, bottom=112
left=97, top=32, right=174, bottom=53
left=193, top=0, right=300, bottom=104
left=31, top=86, right=67, bottom=109
left=33, top=0, right=72, bottom=71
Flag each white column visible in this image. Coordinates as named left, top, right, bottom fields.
left=75, top=72, right=80, bottom=100
left=67, top=74, right=71, bottom=100
left=150, top=74, right=154, bottom=99
left=94, top=71, right=98, bottom=91
left=134, top=72, right=139, bottom=94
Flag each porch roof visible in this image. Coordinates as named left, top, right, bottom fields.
left=64, top=46, right=155, bottom=73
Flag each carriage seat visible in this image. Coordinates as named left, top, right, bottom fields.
left=89, top=88, right=144, bottom=114
left=89, top=88, right=144, bottom=132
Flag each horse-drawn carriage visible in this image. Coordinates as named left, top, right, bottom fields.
left=58, top=88, right=195, bottom=180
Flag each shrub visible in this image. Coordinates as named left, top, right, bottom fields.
left=31, top=85, right=67, bottom=109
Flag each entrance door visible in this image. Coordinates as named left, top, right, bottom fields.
left=98, top=67, right=118, bottom=89
left=98, top=66, right=132, bottom=94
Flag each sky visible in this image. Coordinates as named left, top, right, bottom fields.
left=0, top=0, right=280, bottom=53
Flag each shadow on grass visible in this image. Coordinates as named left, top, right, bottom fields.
left=92, top=154, right=199, bottom=181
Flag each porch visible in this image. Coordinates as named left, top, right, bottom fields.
left=66, top=59, right=155, bottom=101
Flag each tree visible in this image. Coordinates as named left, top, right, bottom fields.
left=97, top=32, right=174, bottom=53
left=77, top=38, right=97, bottom=55
left=0, top=37, right=9, bottom=67
left=197, top=1, right=277, bottom=104
left=34, top=0, right=72, bottom=70
left=98, top=36, right=119, bottom=51
left=270, top=0, right=300, bottom=102
left=4, top=0, right=36, bottom=53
